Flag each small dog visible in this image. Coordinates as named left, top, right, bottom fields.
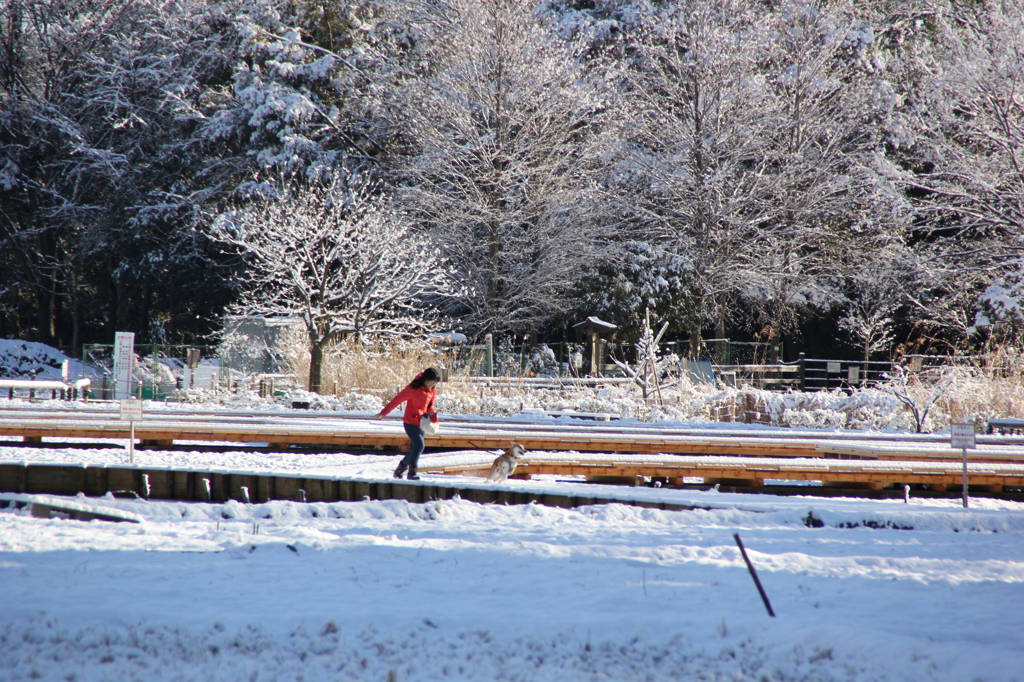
left=487, top=442, right=527, bottom=483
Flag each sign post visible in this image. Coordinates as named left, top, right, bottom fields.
left=120, top=398, right=144, bottom=463
left=950, top=423, right=976, bottom=508
left=113, top=332, right=135, bottom=400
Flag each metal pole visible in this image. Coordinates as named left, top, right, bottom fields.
left=129, top=421, right=135, bottom=464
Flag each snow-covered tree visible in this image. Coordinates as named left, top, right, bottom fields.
left=0, top=0, right=394, bottom=347
left=0, top=0, right=260, bottom=346
left=834, top=249, right=914, bottom=361
left=612, top=0, right=776, bottom=348
left=577, top=240, right=696, bottom=345
left=972, top=261, right=1024, bottom=346
left=614, top=1, right=911, bottom=354
left=0, top=0, right=158, bottom=345
left=906, top=4, right=1023, bottom=248
left=736, top=1, right=911, bottom=349
left=210, top=176, right=447, bottom=392
left=393, top=0, right=615, bottom=338
left=898, top=3, right=1024, bottom=346
left=195, top=6, right=384, bottom=182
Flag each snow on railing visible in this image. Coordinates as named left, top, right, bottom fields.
left=0, top=378, right=91, bottom=401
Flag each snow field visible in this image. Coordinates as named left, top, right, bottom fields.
left=2, top=361, right=1023, bottom=680
left=2, top=492, right=1023, bottom=681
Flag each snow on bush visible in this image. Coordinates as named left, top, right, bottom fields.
left=167, top=388, right=223, bottom=404
left=0, top=340, right=78, bottom=379
left=284, top=389, right=384, bottom=413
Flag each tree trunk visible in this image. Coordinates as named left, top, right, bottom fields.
left=689, top=328, right=701, bottom=360
left=36, top=286, right=56, bottom=346
left=309, top=338, right=325, bottom=393
left=141, top=286, right=152, bottom=343
left=716, top=315, right=727, bottom=364
left=116, top=275, right=130, bottom=336
left=70, top=284, right=80, bottom=359
left=32, top=227, right=58, bottom=346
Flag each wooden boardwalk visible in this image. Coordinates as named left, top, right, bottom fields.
left=420, top=455, right=1024, bottom=492
left=2, top=411, right=1022, bottom=461
left=2, top=409, right=1023, bottom=494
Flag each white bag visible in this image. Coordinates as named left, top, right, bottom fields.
left=420, top=415, right=439, bottom=435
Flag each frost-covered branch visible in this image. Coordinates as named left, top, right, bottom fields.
left=210, top=175, right=448, bottom=391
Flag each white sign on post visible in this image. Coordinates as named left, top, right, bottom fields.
left=951, top=423, right=976, bottom=509
left=113, top=332, right=135, bottom=400
left=119, top=398, right=144, bottom=422
left=950, top=423, right=976, bottom=449
left=120, top=398, right=143, bottom=464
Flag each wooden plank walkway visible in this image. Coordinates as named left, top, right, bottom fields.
left=3, top=410, right=1024, bottom=495
left=2, top=413, right=1023, bottom=465
left=420, top=455, right=1024, bottom=493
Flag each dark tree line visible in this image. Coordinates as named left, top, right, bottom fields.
left=1, top=0, right=1022, bottom=360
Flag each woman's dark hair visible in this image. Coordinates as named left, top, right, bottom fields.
left=410, top=367, right=440, bottom=388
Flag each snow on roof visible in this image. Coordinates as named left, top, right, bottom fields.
left=572, top=316, right=617, bottom=331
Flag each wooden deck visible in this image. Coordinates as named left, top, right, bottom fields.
left=2, top=412, right=1022, bottom=463
left=2, top=409, right=1023, bottom=494
left=420, top=455, right=1024, bottom=492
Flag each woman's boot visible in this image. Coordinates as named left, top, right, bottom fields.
left=393, top=463, right=407, bottom=479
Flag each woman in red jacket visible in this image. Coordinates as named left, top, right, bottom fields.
left=374, top=368, right=439, bottom=480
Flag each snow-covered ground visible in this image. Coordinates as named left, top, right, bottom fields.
left=2, top=336, right=1023, bottom=680
left=2, top=436, right=1024, bottom=681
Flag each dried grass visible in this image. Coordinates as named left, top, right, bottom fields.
left=274, top=333, right=1024, bottom=430
left=936, top=348, right=1024, bottom=424
left=276, top=330, right=484, bottom=397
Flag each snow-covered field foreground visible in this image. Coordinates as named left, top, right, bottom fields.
left=2, top=448, right=1024, bottom=682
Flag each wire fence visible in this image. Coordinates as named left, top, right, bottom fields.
left=442, top=341, right=1019, bottom=393
left=18, top=339, right=1016, bottom=402
left=81, top=344, right=225, bottom=400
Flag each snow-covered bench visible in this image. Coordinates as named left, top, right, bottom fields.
left=0, top=378, right=92, bottom=401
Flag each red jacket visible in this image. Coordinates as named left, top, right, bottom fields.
left=380, top=382, right=437, bottom=427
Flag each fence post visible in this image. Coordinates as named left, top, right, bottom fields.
left=798, top=353, right=806, bottom=392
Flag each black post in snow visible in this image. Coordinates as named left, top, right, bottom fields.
left=733, top=533, right=776, bottom=617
